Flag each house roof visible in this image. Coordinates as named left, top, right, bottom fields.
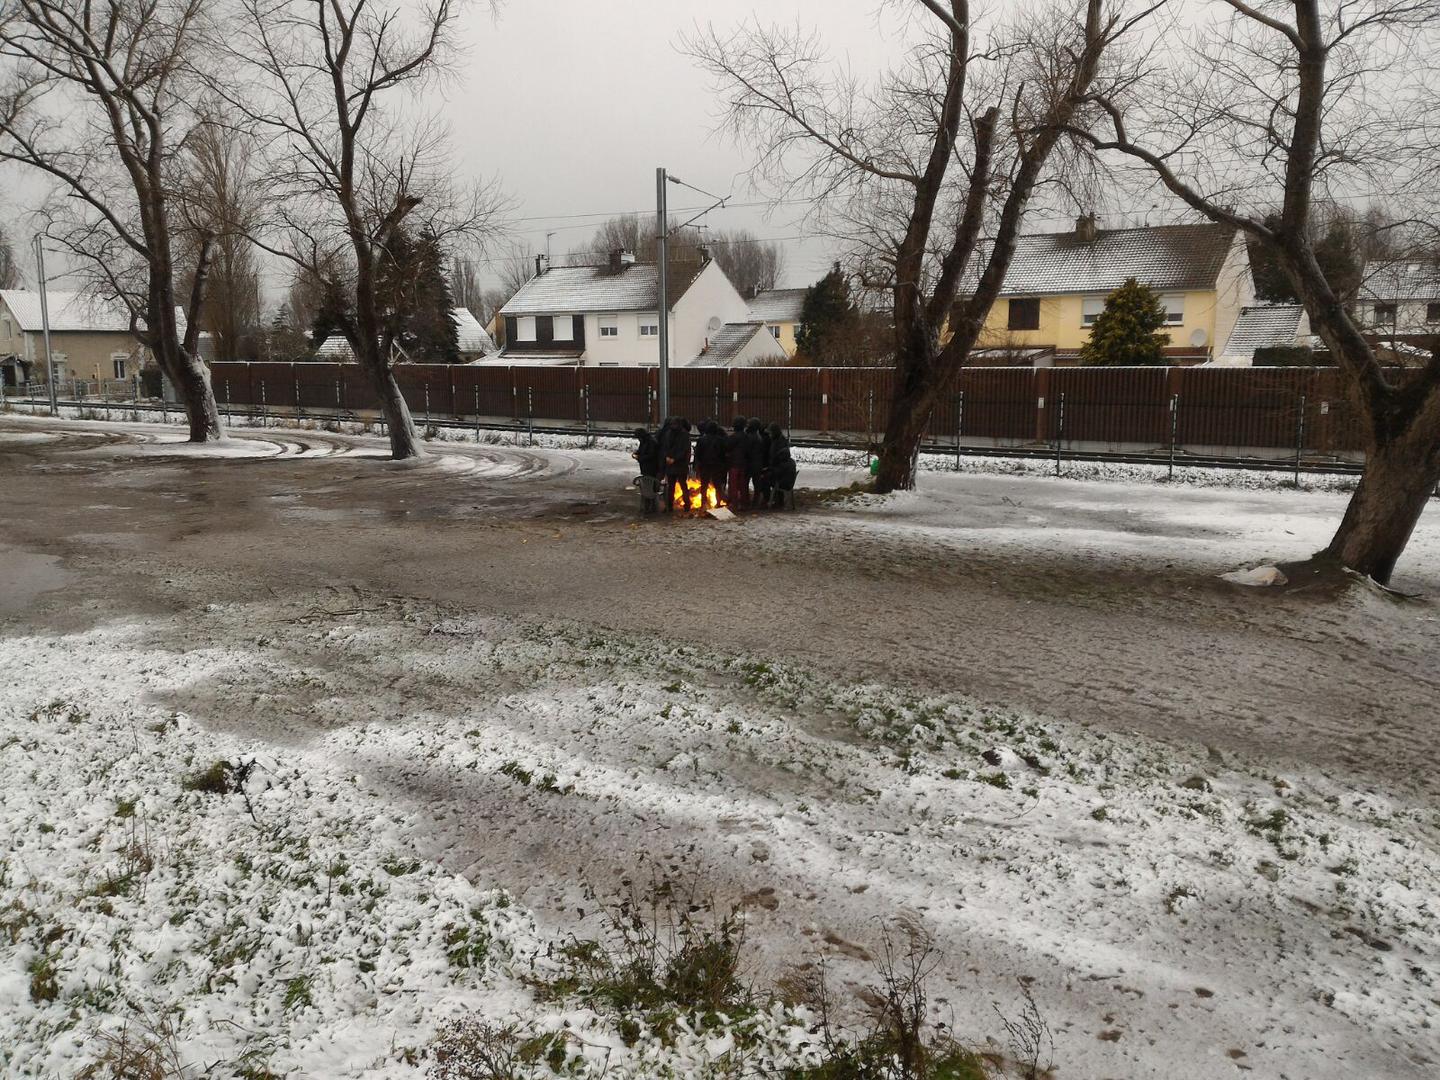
left=451, top=308, right=496, bottom=355
left=1358, top=261, right=1440, bottom=302
left=1221, top=304, right=1310, bottom=358
left=1, top=290, right=136, bottom=333
left=315, top=309, right=495, bottom=359
left=999, top=222, right=1239, bottom=297
left=747, top=288, right=807, bottom=324
left=696, top=321, right=768, bottom=363
left=469, top=353, right=580, bottom=367
left=498, top=261, right=707, bottom=316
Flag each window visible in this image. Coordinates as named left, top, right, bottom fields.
left=551, top=314, right=573, bottom=341
left=1373, top=303, right=1397, bottom=324
left=1427, top=302, right=1440, bottom=323
left=112, top=356, right=128, bottom=380
left=638, top=314, right=659, bottom=337
left=1007, top=298, right=1040, bottom=331
left=516, top=316, right=537, bottom=342
left=1160, top=294, right=1184, bottom=325
left=598, top=315, right=619, bottom=338
left=1081, top=297, right=1105, bottom=326
left=768, top=325, right=781, bottom=339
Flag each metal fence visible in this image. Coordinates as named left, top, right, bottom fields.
left=197, top=361, right=1370, bottom=462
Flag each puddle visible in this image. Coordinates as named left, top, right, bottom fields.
left=0, top=544, right=71, bottom=617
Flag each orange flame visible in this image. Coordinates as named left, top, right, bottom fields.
left=672, top=477, right=725, bottom=512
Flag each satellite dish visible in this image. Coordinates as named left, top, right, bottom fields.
left=1189, top=328, right=1208, bottom=347
left=706, top=316, right=722, bottom=335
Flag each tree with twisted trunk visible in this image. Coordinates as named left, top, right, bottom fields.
left=217, top=0, right=505, bottom=460
left=1070, top=0, right=1440, bottom=584
left=0, top=0, right=223, bottom=441
left=686, top=1, right=1156, bottom=492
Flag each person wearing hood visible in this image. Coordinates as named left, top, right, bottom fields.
left=765, top=422, right=798, bottom=509
left=748, top=417, right=771, bottom=508
left=662, top=417, right=692, bottom=511
left=725, top=416, right=750, bottom=510
left=632, top=427, right=661, bottom=514
left=694, top=420, right=728, bottom=503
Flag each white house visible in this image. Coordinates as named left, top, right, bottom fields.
left=1356, top=261, right=1440, bottom=342
left=496, top=250, right=787, bottom=368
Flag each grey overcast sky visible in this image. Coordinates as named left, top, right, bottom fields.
left=444, top=1, right=906, bottom=290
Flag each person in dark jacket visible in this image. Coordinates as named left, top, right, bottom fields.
left=662, top=417, right=692, bottom=511
left=694, top=420, right=727, bottom=503
left=765, top=422, right=798, bottom=509
left=725, top=416, right=750, bottom=510
left=632, top=427, right=661, bottom=514
left=748, top=417, right=771, bottom=508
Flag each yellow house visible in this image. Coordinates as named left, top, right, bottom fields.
left=973, top=219, right=1254, bottom=365
left=746, top=288, right=807, bottom=357
left=0, top=289, right=160, bottom=386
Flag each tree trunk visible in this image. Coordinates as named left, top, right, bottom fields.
left=874, top=345, right=939, bottom=493
left=1323, top=409, right=1440, bottom=584
left=363, top=359, right=421, bottom=459
left=176, top=349, right=223, bottom=442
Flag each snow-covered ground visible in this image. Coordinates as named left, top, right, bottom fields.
left=2, top=413, right=1439, bottom=1078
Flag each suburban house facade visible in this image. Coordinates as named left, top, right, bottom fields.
left=745, top=287, right=807, bottom=357
left=0, top=290, right=159, bottom=386
left=314, top=308, right=497, bottom=362
left=495, top=250, right=786, bottom=368
left=971, top=218, right=1255, bottom=365
left=1355, top=261, right=1440, bottom=347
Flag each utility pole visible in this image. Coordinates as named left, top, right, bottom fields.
left=655, top=166, right=670, bottom=421
left=33, top=235, right=57, bottom=416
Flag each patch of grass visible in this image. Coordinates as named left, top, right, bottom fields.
left=979, top=772, right=1011, bottom=791
left=1090, top=806, right=1109, bottom=822
left=444, top=922, right=492, bottom=970
left=498, top=760, right=533, bottom=787
left=28, top=951, right=60, bottom=1003
left=181, top=760, right=237, bottom=795
left=114, top=797, right=139, bottom=819
left=282, top=974, right=313, bottom=1012
left=381, top=855, right=421, bottom=877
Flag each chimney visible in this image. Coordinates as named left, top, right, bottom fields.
left=746, top=284, right=760, bottom=301
left=534, top=254, right=548, bottom=276
left=697, top=243, right=712, bottom=265
left=1075, top=213, right=1098, bottom=244
left=608, top=248, right=636, bottom=274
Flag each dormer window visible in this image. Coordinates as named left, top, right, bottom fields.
left=551, top=315, right=573, bottom=341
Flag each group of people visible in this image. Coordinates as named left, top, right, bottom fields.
left=632, top=416, right=799, bottom=513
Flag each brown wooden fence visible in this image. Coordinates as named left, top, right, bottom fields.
left=206, top=362, right=1371, bottom=456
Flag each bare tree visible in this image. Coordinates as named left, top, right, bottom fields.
left=0, top=221, right=20, bottom=287
left=220, top=0, right=505, bottom=459
left=451, top=253, right=483, bottom=315
left=176, top=115, right=262, bottom=362
left=564, top=214, right=785, bottom=294
left=0, top=0, right=223, bottom=440
left=687, top=1, right=1151, bottom=491
left=1072, top=0, right=1440, bottom=583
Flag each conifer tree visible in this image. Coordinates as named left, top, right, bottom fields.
left=795, top=264, right=858, bottom=365
left=1079, top=278, right=1169, bottom=366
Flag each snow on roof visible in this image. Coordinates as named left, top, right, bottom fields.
left=0, top=289, right=137, bottom=333
left=747, top=288, right=807, bottom=324
left=999, top=222, right=1239, bottom=297
left=697, top=321, right=767, bottom=363
left=498, top=261, right=706, bottom=317
left=468, top=353, right=580, bottom=367
left=1221, top=304, right=1310, bottom=358
left=1358, top=261, right=1440, bottom=302
left=314, top=309, right=495, bottom=360
left=451, top=307, right=496, bottom=355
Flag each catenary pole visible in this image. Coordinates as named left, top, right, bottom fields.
left=656, top=166, right=670, bottom=421
left=33, top=236, right=57, bottom=416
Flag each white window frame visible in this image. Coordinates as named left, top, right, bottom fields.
left=550, top=314, right=573, bottom=341
left=516, top=316, right=537, bottom=342
left=768, top=324, right=781, bottom=339
left=638, top=314, right=659, bottom=338
left=598, top=315, right=619, bottom=338
left=111, top=354, right=128, bottom=380
left=1081, top=297, right=1105, bottom=327
left=1160, top=294, right=1184, bottom=325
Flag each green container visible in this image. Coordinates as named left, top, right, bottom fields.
left=868, top=457, right=880, bottom=476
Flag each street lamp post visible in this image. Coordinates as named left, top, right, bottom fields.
left=32, top=235, right=57, bottom=416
